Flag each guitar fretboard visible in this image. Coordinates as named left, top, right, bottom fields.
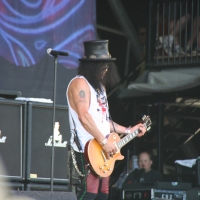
left=116, top=116, right=151, bottom=150
left=117, top=129, right=139, bottom=149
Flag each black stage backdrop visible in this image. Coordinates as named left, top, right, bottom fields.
left=0, top=55, right=77, bottom=105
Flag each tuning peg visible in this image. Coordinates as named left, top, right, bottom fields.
left=142, top=115, right=146, bottom=121
left=147, top=127, right=151, bottom=131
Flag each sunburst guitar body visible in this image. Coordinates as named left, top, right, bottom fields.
left=84, top=132, right=124, bottom=177
left=84, top=115, right=152, bottom=177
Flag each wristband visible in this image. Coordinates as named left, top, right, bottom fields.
left=100, top=138, right=107, bottom=146
left=125, top=127, right=131, bottom=134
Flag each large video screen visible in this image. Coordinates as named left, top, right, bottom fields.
left=0, top=0, right=95, bottom=104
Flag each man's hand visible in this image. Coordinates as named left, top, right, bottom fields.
left=102, top=140, right=117, bottom=159
left=130, top=123, right=146, bottom=137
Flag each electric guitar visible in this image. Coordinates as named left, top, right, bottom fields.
left=84, top=115, right=152, bottom=177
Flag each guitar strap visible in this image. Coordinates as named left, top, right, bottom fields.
left=70, top=115, right=83, bottom=152
left=70, top=115, right=98, bottom=177
left=69, top=115, right=86, bottom=183
left=109, top=111, right=116, bottom=133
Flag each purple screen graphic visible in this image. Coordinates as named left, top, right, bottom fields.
left=0, top=0, right=95, bottom=68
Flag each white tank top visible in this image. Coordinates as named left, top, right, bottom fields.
left=66, top=76, right=110, bottom=152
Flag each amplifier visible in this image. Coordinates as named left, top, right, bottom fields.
left=26, top=102, right=70, bottom=183
left=109, top=187, right=121, bottom=200
left=186, top=188, right=200, bottom=200
left=0, top=99, right=26, bottom=181
left=122, top=188, right=151, bottom=200
left=155, top=181, right=191, bottom=190
left=121, top=182, right=196, bottom=200
left=26, top=183, right=68, bottom=191
left=151, top=188, right=200, bottom=200
left=122, top=182, right=155, bottom=190
left=152, top=189, right=186, bottom=200
left=0, top=182, right=25, bottom=191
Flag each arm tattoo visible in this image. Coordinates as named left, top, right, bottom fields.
left=75, top=90, right=86, bottom=104
left=79, top=90, right=85, bottom=98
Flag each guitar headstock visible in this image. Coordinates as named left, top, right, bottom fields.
left=142, top=115, right=152, bottom=132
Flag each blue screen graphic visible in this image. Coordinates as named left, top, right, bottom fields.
left=0, top=0, right=95, bottom=68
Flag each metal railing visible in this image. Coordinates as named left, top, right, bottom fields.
left=147, top=0, right=200, bottom=68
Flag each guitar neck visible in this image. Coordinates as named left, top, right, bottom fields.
left=117, top=129, right=139, bottom=149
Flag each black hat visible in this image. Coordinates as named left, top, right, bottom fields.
left=79, top=40, right=116, bottom=62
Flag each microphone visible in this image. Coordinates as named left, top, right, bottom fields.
left=47, top=48, right=69, bottom=57
left=133, top=168, right=145, bottom=182
left=139, top=168, right=145, bottom=182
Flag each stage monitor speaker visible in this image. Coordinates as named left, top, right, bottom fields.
left=13, top=191, right=77, bottom=200
left=155, top=181, right=191, bottom=190
left=0, top=182, right=25, bottom=191
left=122, top=188, right=151, bottom=200
left=26, top=183, right=68, bottom=191
left=186, top=188, right=200, bottom=200
left=109, top=187, right=121, bottom=200
left=0, top=99, right=26, bottom=180
left=26, top=102, right=70, bottom=184
left=151, top=188, right=200, bottom=200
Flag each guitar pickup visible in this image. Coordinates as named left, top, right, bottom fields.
left=101, top=150, right=107, bottom=162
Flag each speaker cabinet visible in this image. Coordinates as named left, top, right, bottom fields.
left=0, top=182, right=25, bottom=191
left=13, top=191, right=77, bottom=200
left=26, top=183, right=68, bottom=191
left=122, top=188, right=151, bottom=200
left=151, top=188, right=200, bottom=200
left=0, top=99, right=26, bottom=180
left=186, top=188, right=200, bottom=200
left=26, top=102, right=70, bottom=183
left=109, top=187, right=121, bottom=200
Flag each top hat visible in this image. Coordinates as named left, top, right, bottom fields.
left=79, top=40, right=116, bottom=62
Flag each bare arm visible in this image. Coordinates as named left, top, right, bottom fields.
left=67, top=78, right=105, bottom=143
left=109, top=120, right=127, bottom=134
left=109, top=120, right=147, bottom=137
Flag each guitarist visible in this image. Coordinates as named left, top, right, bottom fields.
left=66, top=40, right=147, bottom=200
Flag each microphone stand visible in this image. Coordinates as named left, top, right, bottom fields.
left=126, top=149, right=130, bottom=175
left=50, top=55, right=58, bottom=192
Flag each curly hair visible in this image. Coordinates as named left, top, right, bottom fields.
left=77, top=61, right=120, bottom=92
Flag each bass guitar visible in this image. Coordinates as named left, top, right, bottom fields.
left=84, top=115, right=152, bottom=177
